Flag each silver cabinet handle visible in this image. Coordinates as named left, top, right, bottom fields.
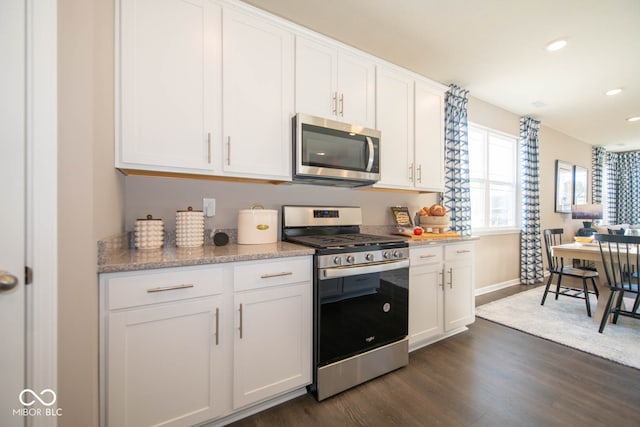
left=226, top=136, right=231, bottom=165
left=456, top=249, right=472, bottom=254
left=339, top=93, right=344, bottom=116
left=0, top=271, right=19, bottom=291
left=408, top=163, right=414, bottom=180
left=438, top=271, right=444, bottom=289
left=207, top=133, right=212, bottom=164
left=146, top=283, right=194, bottom=293
left=238, top=303, right=243, bottom=339
left=417, top=164, right=422, bottom=183
left=419, top=254, right=437, bottom=259
left=215, top=307, right=219, bottom=345
left=260, top=271, right=293, bottom=279
left=332, top=92, right=338, bottom=115
left=448, top=268, right=453, bottom=289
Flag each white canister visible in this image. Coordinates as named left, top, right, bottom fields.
left=238, top=207, right=278, bottom=244
left=176, top=206, right=205, bottom=248
left=134, top=214, right=164, bottom=250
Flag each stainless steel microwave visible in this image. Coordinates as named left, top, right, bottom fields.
left=293, top=113, right=381, bottom=187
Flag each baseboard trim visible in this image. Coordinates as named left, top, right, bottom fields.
left=475, top=272, right=550, bottom=297
left=475, top=279, right=521, bottom=296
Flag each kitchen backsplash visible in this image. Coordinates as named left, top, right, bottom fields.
left=124, top=175, right=440, bottom=233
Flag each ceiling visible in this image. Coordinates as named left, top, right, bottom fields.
left=241, top=0, right=640, bottom=152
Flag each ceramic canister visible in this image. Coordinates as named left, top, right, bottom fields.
left=237, top=206, right=278, bottom=244
left=134, top=214, right=164, bottom=250
left=176, top=206, right=205, bottom=248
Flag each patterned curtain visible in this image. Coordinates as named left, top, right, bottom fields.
left=519, top=117, right=544, bottom=285
left=606, top=151, right=640, bottom=224
left=443, top=84, right=471, bottom=237
left=591, top=146, right=605, bottom=204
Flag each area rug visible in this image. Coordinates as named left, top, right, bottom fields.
left=475, top=286, right=640, bottom=370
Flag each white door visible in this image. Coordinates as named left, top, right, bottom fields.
left=0, top=0, right=26, bottom=425
left=337, top=51, right=375, bottom=128
left=414, top=81, right=445, bottom=191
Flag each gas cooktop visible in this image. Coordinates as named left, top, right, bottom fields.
left=285, top=233, right=406, bottom=249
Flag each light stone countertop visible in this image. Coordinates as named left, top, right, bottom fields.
left=97, top=229, right=478, bottom=274
left=98, top=241, right=315, bottom=274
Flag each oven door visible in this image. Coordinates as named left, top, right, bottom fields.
left=294, top=113, right=380, bottom=183
left=316, top=259, right=409, bottom=367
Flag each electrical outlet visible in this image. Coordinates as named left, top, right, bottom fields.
left=203, top=198, right=216, bottom=217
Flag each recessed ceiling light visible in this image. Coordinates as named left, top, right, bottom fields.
left=605, top=88, right=623, bottom=96
left=627, top=116, right=640, bottom=122
left=545, top=39, right=567, bottom=52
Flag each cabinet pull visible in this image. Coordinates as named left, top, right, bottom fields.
left=260, top=271, right=293, bottom=279
left=238, top=303, right=243, bottom=339
left=339, top=93, right=344, bottom=116
left=439, top=271, right=444, bottom=289
left=416, top=164, right=422, bottom=183
left=226, top=136, right=231, bottom=165
left=332, top=92, right=338, bottom=115
left=207, top=133, right=212, bottom=164
left=215, top=307, right=219, bottom=345
left=419, top=254, right=436, bottom=259
left=448, top=268, right=453, bottom=289
left=146, top=283, right=194, bottom=293
left=456, top=249, right=472, bottom=254
left=408, top=163, right=414, bottom=180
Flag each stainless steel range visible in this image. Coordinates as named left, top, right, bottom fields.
left=282, top=206, right=410, bottom=401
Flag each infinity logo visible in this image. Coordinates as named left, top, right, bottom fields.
left=18, top=389, right=57, bottom=407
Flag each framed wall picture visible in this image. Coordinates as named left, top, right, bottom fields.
left=573, top=165, right=588, bottom=205
left=555, top=160, right=573, bottom=213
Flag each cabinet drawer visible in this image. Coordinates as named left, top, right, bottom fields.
left=445, top=243, right=474, bottom=261
left=410, top=246, right=443, bottom=266
left=234, top=256, right=312, bottom=292
left=105, top=266, right=227, bottom=310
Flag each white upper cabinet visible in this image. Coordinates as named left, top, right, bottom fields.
left=222, top=7, right=294, bottom=180
left=414, top=79, right=446, bottom=191
left=117, top=0, right=222, bottom=173
left=295, top=36, right=375, bottom=128
left=375, top=65, right=446, bottom=191
left=375, top=65, right=414, bottom=188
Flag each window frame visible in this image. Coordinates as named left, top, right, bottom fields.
left=468, top=122, right=521, bottom=235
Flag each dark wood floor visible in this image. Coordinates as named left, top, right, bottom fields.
left=229, top=284, right=640, bottom=427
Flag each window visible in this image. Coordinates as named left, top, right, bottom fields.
left=468, top=124, right=520, bottom=231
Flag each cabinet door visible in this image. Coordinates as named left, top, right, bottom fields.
left=414, top=81, right=445, bottom=191
left=222, top=8, right=294, bottom=180
left=375, top=66, right=414, bottom=189
left=409, top=262, right=444, bottom=347
left=295, top=36, right=337, bottom=120
left=118, top=0, right=221, bottom=171
left=107, top=296, right=227, bottom=427
left=337, top=51, right=375, bottom=128
left=443, top=245, right=475, bottom=331
left=233, top=282, right=312, bottom=409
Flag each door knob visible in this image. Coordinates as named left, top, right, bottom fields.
left=0, top=271, right=19, bottom=291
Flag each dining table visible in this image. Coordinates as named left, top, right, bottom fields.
left=551, top=242, right=616, bottom=324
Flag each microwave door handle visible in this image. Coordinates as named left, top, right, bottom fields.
left=365, top=137, right=375, bottom=172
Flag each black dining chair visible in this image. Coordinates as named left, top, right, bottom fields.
left=593, top=233, right=640, bottom=333
left=541, top=229, right=599, bottom=316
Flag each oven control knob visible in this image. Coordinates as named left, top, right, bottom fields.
left=393, top=250, right=402, bottom=258
left=333, top=256, right=342, bottom=265
left=346, top=255, right=355, bottom=264
left=366, top=253, right=374, bottom=261
left=383, top=251, right=391, bottom=259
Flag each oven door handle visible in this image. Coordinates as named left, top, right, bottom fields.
left=319, top=259, right=409, bottom=279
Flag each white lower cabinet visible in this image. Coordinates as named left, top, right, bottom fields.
left=409, top=243, right=475, bottom=350
left=100, top=256, right=312, bottom=427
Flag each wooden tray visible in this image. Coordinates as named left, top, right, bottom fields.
left=394, top=231, right=461, bottom=240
